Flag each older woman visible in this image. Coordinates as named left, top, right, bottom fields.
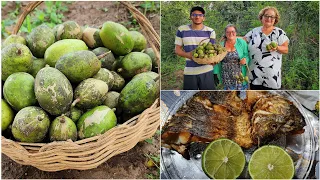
left=244, top=6, right=289, bottom=90
left=214, top=24, right=250, bottom=90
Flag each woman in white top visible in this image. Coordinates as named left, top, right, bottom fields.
left=244, top=6, right=289, bottom=90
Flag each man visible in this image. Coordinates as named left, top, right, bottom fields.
left=175, top=6, right=216, bottom=90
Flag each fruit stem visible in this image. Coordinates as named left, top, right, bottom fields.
left=97, top=51, right=111, bottom=59
left=60, top=116, right=65, bottom=123
left=71, top=98, right=80, bottom=107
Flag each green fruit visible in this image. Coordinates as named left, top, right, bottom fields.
left=11, top=106, right=50, bottom=143
left=55, top=50, right=101, bottom=84
left=68, top=107, right=83, bottom=122
left=117, top=52, right=152, bottom=79
left=2, top=34, right=26, bottom=48
left=1, top=99, right=14, bottom=131
left=44, top=39, right=88, bottom=67
left=143, top=48, right=157, bottom=69
left=133, top=72, right=160, bottom=98
left=92, top=47, right=115, bottom=70
left=119, top=72, right=158, bottom=115
left=26, top=24, right=55, bottom=58
left=73, top=78, right=109, bottom=110
left=92, top=68, right=114, bottom=89
left=56, top=21, right=83, bottom=40
left=197, top=49, right=204, bottom=55
left=111, top=71, right=125, bottom=91
left=1, top=43, right=33, bottom=81
left=193, top=53, right=199, bottom=58
left=35, top=67, right=73, bottom=115
left=129, top=31, right=147, bottom=52
left=202, top=139, right=245, bottom=179
left=49, top=115, right=77, bottom=142
left=199, top=54, right=205, bottom=59
left=270, top=41, right=278, bottom=48
left=3, top=72, right=37, bottom=111
left=104, top=91, right=120, bottom=109
left=244, top=76, right=249, bottom=82
left=82, top=27, right=104, bottom=49
left=77, top=105, right=117, bottom=139
left=248, top=145, right=294, bottom=179
left=204, top=54, right=208, bottom=58
left=266, top=44, right=272, bottom=51
left=28, top=58, right=46, bottom=77
left=209, top=54, right=214, bottom=57
left=100, top=21, right=134, bottom=56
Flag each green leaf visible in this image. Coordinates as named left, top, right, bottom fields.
left=50, top=12, right=58, bottom=23
left=144, top=138, right=153, bottom=144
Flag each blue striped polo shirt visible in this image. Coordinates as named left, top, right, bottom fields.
left=175, top=24, right=216, bottom=75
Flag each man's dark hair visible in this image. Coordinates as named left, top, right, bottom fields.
left=190, top=6, right=205, bottom=16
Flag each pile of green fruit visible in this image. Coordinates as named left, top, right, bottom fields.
left=192, top=42, right=227, bottom=59
left=234, top=72, right=249, bottom=84
left=1, top=20, right=159, bottom=143
left=266, top=41, right=278, bottom=51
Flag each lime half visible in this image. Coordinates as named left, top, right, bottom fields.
left=248, top=145, right=294, bottom=179
left=202, top=139, right=245, bottom=179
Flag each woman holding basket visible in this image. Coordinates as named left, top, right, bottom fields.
left=214, top=24, right=250, bottom=90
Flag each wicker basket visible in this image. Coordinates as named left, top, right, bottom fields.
left=192, top=38, right=227, bottom=65
left=2, top=1, right=160, bottom=172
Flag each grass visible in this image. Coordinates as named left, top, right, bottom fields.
left=161, top=57, right=185, bottom=90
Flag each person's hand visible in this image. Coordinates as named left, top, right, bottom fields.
left=269, top=47, right=278, bottom=52
left=187, top=52, right=193, bottom=60
left=240, top=58, right=246, bottom=65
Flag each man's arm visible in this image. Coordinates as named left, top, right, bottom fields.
left=175, top=45, right=193, bottom=60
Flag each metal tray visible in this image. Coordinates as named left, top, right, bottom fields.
left=160, top=90, right=317, bottom=179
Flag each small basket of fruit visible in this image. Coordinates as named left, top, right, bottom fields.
left=192, top=38, right=228, bottom=65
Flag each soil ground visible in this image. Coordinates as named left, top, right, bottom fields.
left=1, top=1, right=160, bottom=179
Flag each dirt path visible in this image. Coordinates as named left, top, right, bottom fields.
left=1, top=1, right=160, bottom=179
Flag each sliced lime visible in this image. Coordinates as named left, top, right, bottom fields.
left=248, top=145, right=294, bottom=179
left=202, top=138, right=245, bottom=179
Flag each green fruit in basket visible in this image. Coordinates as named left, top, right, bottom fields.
left=111, top=71, right=125, bottom=91
left=100, top=21, right=134, bottom=56
left=82, top=27, right=104, bottom=49
left=198, top=45, right=204, bottom=50
left=119, top=72, right=158, bottom=115
left=49, top=115, right=77, bottom=142
left=1, top=43, right=33, bottom=81
left=133, top=71, right=160, bottom=98
left=77, top=105, right=117, bottom=139
left=197, top=49, right=204, bottom=55
left=26, top=24, right=55, bottom=58
left=204, top=54, right=208, bottom=58
left=104, top=91, right=120, bottom=109
left=92, top=68, right=115, bottom=89
left=129, top=31, right=147, bottom=52
left=248, top=145, right=294, bottom=179
left=116, top=52, right=152, bottom=79
left=68, top=107, right=83, bottom=123
left=35, top=66, right=73, bottom=116
left=12, top=106, right=50, bottom=143
left=2, top=34, right=26, bottom=48
left=1, top=99, right=14, bottom=131
left=199, top=54, right=205, bottom=59
left=143, top=48, right=158, bottom=71
left=44, top=39, right=88, bottom=67
left=92, top=47, right=116, bottom=70
left=3, top=72, right=37, bottom=111
left=209, top=53, right=214, bottom=57
left=74, top=78, right=108, bottom=110
left=28, top=57, right=46, bottom=77
left=208, top=50, right=215, bottom=54
left=202, top=139, right=245, bottom=179
left=207, top=42, right=213, bottom=46
left=55, top=50, right=101, bottom=84
left=193, top=53, right=199, bottom=58
left=56, top=21, right=83, bottom=40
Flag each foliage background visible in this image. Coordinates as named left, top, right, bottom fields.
left=161, top=1, right=319, bottom=90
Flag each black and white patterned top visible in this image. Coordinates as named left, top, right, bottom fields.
left=245, top=26, right=289, bottom=89
left=221, top=51, right=243, bottom=90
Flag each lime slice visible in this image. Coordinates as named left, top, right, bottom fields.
left=248, top=145, right=294, bottom=179
left=202, top=139, right=246, bottom=179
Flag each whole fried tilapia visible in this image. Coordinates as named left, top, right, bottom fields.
left=161, top=91, right=305, bottom=158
